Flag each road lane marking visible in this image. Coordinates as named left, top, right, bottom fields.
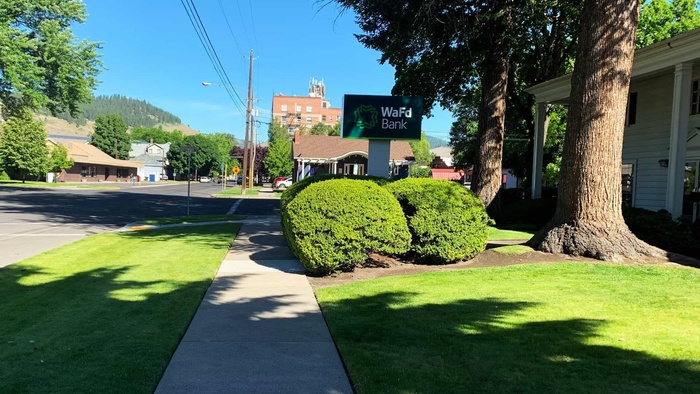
left=0, top=233, right=86, bottom=237
left=227, top=199, right=243, bottom=215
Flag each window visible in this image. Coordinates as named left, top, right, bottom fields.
left=321, top=115, right=327, bottom=122
left=306, top=105, right=312, bottom=112
left=338, top=115, right=341, bottom=121
left=296, top=115, right=301, bottom=123
left=622, top=163, right=635, bottom=206
left=281, top=116, right=287, bottom=123
left=81, top=166, right=97, bottom=178
left=626, top=92, right=637, bottom=126
left=117, top=168, right=128, bottom=178
left=281, top=104, right=288, bottom=112
left=692, top=80, right=699, bottom=115
left=306, top=116, right=312, bottom=124
left=295, top=105, right=302, bottom=112
left=329, top=115, right=334, bottom=121
left=323, top=102, right=328, bottom=108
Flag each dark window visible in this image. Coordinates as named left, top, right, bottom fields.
left=626, top=92, right=637, bottom=126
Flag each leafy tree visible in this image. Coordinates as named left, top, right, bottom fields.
left=167, top=134, right=218, bottom=179
left=253, top=145, right=268, bottom=181
left=329, top=122, right=341, bottom=136
left=0, top=0, right=101, bottom=117
left=409, top=132, right=432, bottom=165
left=310, top=123, right=331, bottom=136
left=637, top=0, right=700, bottom=47
left=264, top=119, right=293, bottom=178
left=334, top=0, right=581, bottom=216
left=529, top=0, right=661, bottom=260
left=0, top=110, right=50, bottom=181
left=209, top=132, right=237, bottom=173
left=49, top=143, right=74, bottom=180
left=409, top=165, right=430, bottom=178
left=130, top=127, right=171, bottom=144
left=90, top=114, right=130, bottom=159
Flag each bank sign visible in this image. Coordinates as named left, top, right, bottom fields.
left=341, top=95, right=423, bottom=140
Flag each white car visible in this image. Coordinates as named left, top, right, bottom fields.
left=275, top=176, right=293, bottom=188
left=199, top=176, right=211, bottom=183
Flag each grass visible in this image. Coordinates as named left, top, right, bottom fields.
left=488, top=226, right=535, bottom=240
left=0, top=223, right=240, bottom=393
left=492, top=244, right=533, bottom=254
left=214, top=187, right=261, bottom=196
left=134, top=214, right=246, bottom=225
left=0, top=180, right=116, bottom=189
left=316, top=263, right=700, bottom=393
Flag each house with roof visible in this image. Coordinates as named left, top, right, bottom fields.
left=291, top=131, right=415, bottom=180
left=527, top=27, right=700, bottom=221
left=49, top=138, right=143, bottom=182
left=129, top=140, right=171, bottom=181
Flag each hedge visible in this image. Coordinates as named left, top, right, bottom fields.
left=384, top=178, right=490, bottom=263
left=280, top=174, right=391, bottom=253
left=285, top=179, right=411, bottom=275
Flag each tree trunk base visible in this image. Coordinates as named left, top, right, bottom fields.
left=528, top=221, right=664, bottom=262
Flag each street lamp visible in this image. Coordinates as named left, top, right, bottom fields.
left=181, top=146, right=197, bottom=216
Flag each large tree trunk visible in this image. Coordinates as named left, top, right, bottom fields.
left=528, top=0, right=662, bottom=261
left=471, top=7, right=510, bottom=217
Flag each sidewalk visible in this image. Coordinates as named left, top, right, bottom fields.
left=155, top=216, right=353, bottom=393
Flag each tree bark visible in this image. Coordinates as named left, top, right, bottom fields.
left=471, top=6, right=510, bottom=218
left=528, top=0, right=662, bottom=261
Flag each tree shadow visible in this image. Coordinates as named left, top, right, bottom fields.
left=0, top=263, right=213, bottom=393
left=320, top=291, right=699, bottom=393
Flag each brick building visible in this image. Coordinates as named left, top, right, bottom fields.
left=271, top=78, right=342, bottom=132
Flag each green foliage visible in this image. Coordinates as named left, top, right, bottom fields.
left=0, top=0, right=102, bottom=117
left=264, top=119, right=293, bottom=178
left=409, top=165, right=430, bottom=178
left=286, top=179, right=411, bottom=275
left=167, top=134, right=218, bottom=178
left=0, top=109, right=50, bottom=180
left=637, top=0, right=700, bottom=47
left=543, top=157, right=561, bottom=186
left=55, top=95, right=182, bottom=127
left=409, top=131, right=432, bottom=165
left=310, top=122, right=332, bottom=135
left=384, top=178, right=490, bottom=263
left=49, top=143, right=73, bottom=174
left=0, top=171, right=9, bottom=181
left=329, top=122, right=341, bottom=136
left=209, top=133, right=236, bottom=170
left=130, top=127, right=172, bottom=144
left=622, top=206, right=700, bottom=258
left=89, top=114, right=130, bottom=159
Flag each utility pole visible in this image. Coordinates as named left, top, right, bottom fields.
left=242, top=49, right=254, bottom=192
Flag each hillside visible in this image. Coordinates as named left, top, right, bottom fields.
left=426, top=135, right=449, bottom=148
left=36, top=94, right=200, bottom=137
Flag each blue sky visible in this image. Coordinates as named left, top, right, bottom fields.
left=72, top=0, right=455, bottom=143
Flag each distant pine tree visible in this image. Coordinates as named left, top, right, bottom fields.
left=54, top=95, right=181, bottom=127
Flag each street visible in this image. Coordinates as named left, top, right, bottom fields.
left=0, top=182, right=279, bottom=267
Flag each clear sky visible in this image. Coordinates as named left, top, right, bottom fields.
left=72, top=0, right=455, bottom=143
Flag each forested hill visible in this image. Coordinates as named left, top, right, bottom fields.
left=53, top=95, right=181, bottom=128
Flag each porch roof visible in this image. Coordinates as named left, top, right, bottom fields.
left=292, top=135, right=415, bottom=163
left=526, top=27, right=700, bottom=103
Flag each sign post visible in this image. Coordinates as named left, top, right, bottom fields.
left=341, top=95, right=422, bottom=177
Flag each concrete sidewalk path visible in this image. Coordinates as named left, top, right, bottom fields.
left=155, top=217, right=353, bottom=393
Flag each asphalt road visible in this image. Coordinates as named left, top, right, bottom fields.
left=0, top=182, right=280, bottom=267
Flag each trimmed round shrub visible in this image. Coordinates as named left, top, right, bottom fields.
left=286, top=179, right=411, bottom=275
left=384, top=178, right=489, bottom=263
left=280, top=174, right=391, bottom=252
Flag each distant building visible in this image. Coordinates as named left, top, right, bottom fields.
left=129, top=140, right=171, bottom=182
left=48, top=138, right=142, bottom=182
left=271, top=78, right=342, bottom=132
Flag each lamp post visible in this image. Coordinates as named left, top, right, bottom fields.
left=181, top=146, right=197, bottom=216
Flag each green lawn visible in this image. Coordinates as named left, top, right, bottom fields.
left=135, top=214, right=246, bottom=225
left=0, top=180, right=116, bottom=189
left=488, top=226, right=535, bottom=240
left=316, top=263, right=700, bottom=393
left=0, top=223, right=240, bottom=393
left=214, top=187, right=260, bottom=196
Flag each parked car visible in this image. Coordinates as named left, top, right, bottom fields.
left=199, top=176, right=211, bottom=183
left=274, top=176, right=293, bottom=188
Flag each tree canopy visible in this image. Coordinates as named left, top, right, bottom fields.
left=637, top=0, right=700, bottom=47
left=168, top=134, right=218, bottom=178
left=90, top=114, right=130, bottom=160
left=0, top=109, right=50, bottom=181
left=0, top=0, right=102, bottom=117
left=54, top=94, right=182, bottom=127
left=264, top=119, right=293, bottom=179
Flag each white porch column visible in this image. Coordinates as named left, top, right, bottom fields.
left=666, top=63, right=693, bottom=218
left=530, top=102, right=548, bottom=198
left=332, top=161, right=337, bottom=174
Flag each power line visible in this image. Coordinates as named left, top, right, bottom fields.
left=180, top=0, right=247, bottom=115
left=247, top=0, right=259, bottom=52
left=235, top=0, right=252, bottom=49
left=216, top=0, right=246, bottom=66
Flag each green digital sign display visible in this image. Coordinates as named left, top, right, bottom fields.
left=341, top=95, right=423, bottom=140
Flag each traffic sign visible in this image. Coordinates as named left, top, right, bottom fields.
left=233, top=166, right=240, bottom=174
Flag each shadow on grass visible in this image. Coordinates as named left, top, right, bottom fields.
left=319, top=291, right=699, bottom=393
left=0, top=264, right=215, bottom=393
